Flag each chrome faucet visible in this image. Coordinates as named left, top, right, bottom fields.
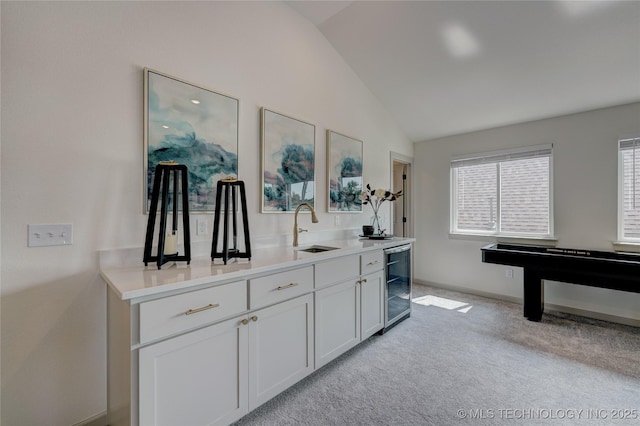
left=293, top=202, right=319, bottom=247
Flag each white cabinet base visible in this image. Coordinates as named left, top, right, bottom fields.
left=360, top=270, right=385, bottom=339
left=315, top=280, right=360, bottom=369
left=139, top=317, right=248, bottom=426
left=315, top=266, right=385, bottom=370
left=104, top=244, right=411, bottom=426
left=249, top=293, right=314, bottom=410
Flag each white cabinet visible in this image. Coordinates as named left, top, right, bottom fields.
left=105, top=243, right=411, bottom=426
left=139, top=280, right=247, bottom=344
left=249, top=266, right=313, bottom=309
left=315, top=278, right=360, bottom=369
left=360, top=250, right=385, bottom=339
left=249, top=293, right=314, bottom=409
left=138, top=293, right=314, bottom=426
left=139, top=316, right=249, bottom=426
left=360, top=270, right=385, bottom=340
left=360, top=250, right=384, bottom=276
left=315, top=255, right=359, bottom=289
left=314, top=251, right=385, bottom=369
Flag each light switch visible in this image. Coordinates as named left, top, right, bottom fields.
left=28, top=224, right=73, bottom=247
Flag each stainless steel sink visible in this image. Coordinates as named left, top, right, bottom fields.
left=296, top=245, right=339, bottom=253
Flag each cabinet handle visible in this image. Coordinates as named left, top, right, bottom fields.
left=361, top=278, right=367, bottom=283
left=241, top=318, right=249, bottom=325
left=251, top=315, right=258, bottom=322
left=276, top=282, right=298, bottom=291
left=185, top=303, right=220, bottom=316
left=367, top=261, right=379, bottom=266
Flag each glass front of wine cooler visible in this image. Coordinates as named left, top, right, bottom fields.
left=385, top=244, right=411, bottom=329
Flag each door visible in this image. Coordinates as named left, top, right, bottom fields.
left=139, top=316, right=249, bottom=426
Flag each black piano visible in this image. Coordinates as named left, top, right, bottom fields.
left=481, top=243, right=640, bottom=321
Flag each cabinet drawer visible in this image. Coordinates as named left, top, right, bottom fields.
left=360, top=250, right=384, bottom=275
left=249, top=266, right=313, bottom=309
left=315, top=255, right=359, bottom=289
left=139, top=280, right=247, bottom=343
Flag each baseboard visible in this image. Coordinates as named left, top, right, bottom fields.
left=71, top=411, right=107, bottom=426
left=543, top=303, right=640, bottom=327
left=414, top=279, right=640, bottom=328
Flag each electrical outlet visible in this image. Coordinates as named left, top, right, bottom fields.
left=28, top=223, right=73, bottom=247
left=196, top=219, right=208, bottom=236
left=505, top=268, right=514, bottom=278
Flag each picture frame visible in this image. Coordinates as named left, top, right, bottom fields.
left=327, top=130, right=363, bottom=212
left=144, top=68, right=239, bottom=212
left=261, top=108, right=316, bottom=212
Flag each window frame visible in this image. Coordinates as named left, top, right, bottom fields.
left=617, top=135, right=640, bottom=243
left=450, top=144, right=554, bottom=239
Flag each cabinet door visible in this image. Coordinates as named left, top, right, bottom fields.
left=139, top=317, right=248, bottom=426
left=248, top=293, right=314, bottom=410
left=314, top=279, right=360, bottom=369
left=360, top=270, right=384, bottom=340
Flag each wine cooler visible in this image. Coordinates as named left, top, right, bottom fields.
left=382, top=244, right=412, bottom=333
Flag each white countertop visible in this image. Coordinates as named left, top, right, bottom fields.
left=100, top=237, right=415, bottom=301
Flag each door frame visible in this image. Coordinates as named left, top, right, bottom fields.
left=390, top=152, right=413, bottom=238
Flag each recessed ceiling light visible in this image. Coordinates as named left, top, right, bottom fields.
left=557, top=0, right=612, bottom=17
left=191, top=99, right=201, bottom=105
left=441, top=23, right=480, bottom=59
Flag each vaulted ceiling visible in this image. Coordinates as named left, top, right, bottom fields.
left=287, top=1, right=640, bottom=142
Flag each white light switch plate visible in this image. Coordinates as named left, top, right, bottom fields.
left=28, top=224, right=73, bottom=247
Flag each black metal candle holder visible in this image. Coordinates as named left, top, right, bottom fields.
left=211, top=177, right=251, bottom=264
left=144, top=161, right=191, bottom=269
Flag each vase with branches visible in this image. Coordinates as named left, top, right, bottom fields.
left=359, top=184, right=403, bottom=235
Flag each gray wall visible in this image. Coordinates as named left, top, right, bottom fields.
left=414, top=102, right=640, bottom=321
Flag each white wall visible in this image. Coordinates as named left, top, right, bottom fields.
left=0, top=2, right=3, bottom=421
left=414, top=102, right=640, bottom=321
left=0, top=2, right=412, bottom=424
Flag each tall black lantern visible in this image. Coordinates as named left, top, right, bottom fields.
left=144, top=161, right=191, bottom=269
left=211, top=177, right=251, bottom=264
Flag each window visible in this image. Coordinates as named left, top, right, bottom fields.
left=618, top=136, right=640, bottom=241
left=451, top=145, right=553, bottom=237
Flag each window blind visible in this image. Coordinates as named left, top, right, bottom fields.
left=451, top=144, right=553, bottom=237
left=451, top=144, right=553, bottom=169
left=619, top=137, right=640, bottom=150
left=619, top=137, right=640, bottom=239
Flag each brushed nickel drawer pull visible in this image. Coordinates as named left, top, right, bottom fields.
left=251, top=315, right=258, bottom=322
left=367, top=260, right=379, bottom=266
left=361, top=278, right=367, bottom=283
left=241, top=318, right=249, bottom=325
left=276, top=282, right=298, bottom=291
left=185, top=303, right=220, bottom=316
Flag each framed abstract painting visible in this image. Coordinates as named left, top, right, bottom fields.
left=327, top=130, right=363, bottom=212
left=261, top=108, right=316, bottom=212
left=144, top=68, right=238, bottom=212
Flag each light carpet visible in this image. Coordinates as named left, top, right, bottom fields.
left=233, top=284, right=640, bottom=425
